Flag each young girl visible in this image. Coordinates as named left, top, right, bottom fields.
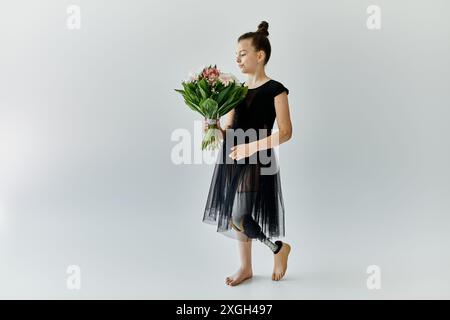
left=202, top=21, right=293, bottom=286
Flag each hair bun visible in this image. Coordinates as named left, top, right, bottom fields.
left=257, top=21, right=269, bottom=37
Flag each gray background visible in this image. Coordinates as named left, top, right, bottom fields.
left=0, top=0, right=449, bottom=299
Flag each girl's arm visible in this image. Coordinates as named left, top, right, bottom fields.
left=251, top=92, right=292, bottom=152
left=229, top=92, right=292, bottom=161
left=220, top=108, right=236, bottom=135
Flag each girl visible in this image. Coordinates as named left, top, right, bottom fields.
left=203, top=21, right=293, bottom=286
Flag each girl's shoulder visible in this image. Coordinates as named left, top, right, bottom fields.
left=268, top=79, right=289, bottom=97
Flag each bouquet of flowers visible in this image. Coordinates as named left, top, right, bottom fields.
left=174, top=64, right=248, bottom=150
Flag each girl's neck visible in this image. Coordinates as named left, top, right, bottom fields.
left=245, top=71, right=270, bottom=87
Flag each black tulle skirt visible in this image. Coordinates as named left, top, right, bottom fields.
left=202, top=131, right=286, bottom=242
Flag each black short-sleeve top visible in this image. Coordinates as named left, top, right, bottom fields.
left=230, top=79, right=289, bottom=137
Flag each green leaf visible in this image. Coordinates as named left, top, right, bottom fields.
left=200, top=98, right=219, bottom=118
left=218, top=89, right=239, bottom=111
left=216, top=84, right=235, bottom=106
left=185, top=99, right=202, bottom=114
left=197, top=79, right=211, bottom=99
left=182, top=83, right=200, bottom=103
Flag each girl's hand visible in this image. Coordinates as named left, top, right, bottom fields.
left=203, top=117, right=221, bottom=133
left=229, top=142, right=258, bottom=161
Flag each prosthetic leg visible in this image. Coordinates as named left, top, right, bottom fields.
left=231, top=192, right=283, bottom=254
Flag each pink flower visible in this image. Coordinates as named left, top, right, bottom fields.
left=202, top=65, right=221, bottom=84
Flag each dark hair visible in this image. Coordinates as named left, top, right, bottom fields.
left=238, top=21, right=271, bottom=65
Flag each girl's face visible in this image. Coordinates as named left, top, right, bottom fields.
left=235, top=39, right=265, bottom=74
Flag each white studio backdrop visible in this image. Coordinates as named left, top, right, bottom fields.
left=0, top=0, right=449, bottom=299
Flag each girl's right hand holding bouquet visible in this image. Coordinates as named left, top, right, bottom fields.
left=203, top=117, right=224, bottom=135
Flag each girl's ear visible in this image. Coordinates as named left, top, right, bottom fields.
left=257, top=50, right=265, bottom=63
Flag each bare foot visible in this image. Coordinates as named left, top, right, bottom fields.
left=225, top=267, right=253, bottom=286
left=272, top=241, right=291, bottom=281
